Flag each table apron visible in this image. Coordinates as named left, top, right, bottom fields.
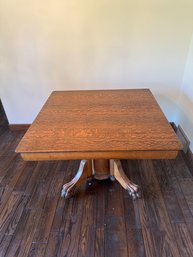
left=20, top=150, right=178, bottom=161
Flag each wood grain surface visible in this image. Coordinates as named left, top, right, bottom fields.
left=16, top=89, right=182, bottom=160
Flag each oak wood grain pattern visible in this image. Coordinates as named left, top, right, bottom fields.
left=1, top=128, right=193, bottom=257
left=16, top=89, right=182, bottom=160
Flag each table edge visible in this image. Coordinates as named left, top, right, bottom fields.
left=19, top=150, right=179, bottom=161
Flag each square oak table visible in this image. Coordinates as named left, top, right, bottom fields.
left=16, top=89, right=182, bottom=199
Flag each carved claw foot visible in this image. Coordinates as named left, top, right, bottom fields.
left=110, top=159, right=141, bottom=200
left=127, top=186, right=142, bottom=200
left=61, top=160, right=92, bottom=198
left=61, top=187, right=71, bottom=198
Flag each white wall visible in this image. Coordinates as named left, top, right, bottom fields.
left=175, top=35, right=193, bottom=151
left=0, top=1, right=193, bottom=134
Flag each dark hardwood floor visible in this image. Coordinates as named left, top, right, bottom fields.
left=0, top=118, right=193, bottom=256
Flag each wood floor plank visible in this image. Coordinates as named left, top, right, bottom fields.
left=95, top=227, right=105, bottom=257
left=0, top=188, right=15, bottom=216
left=4, top=209, right=31, bottom=256
left=44, top=161, right=85, bottom=257
left=46, top=160, right=76, bottom=233
left=178, top=179, right=193, bottom=216
left=46, top=196, right=83, bottom=257
left=165, top=158, right=193, bottom=239
left=0, top=194, right=29, bottom=256
left=0, top=130, right=16, bottom=153
left=123, top=160, right=142, bottom=229
left=14, top=161, right=37, bottom=192
left=123, top=160, right=146, bottom=257
left=46, top=161, right=69, bottom=199
left=138, top=160, right=181, bottom=257
left=23, top=162, right=49, bottom=196
left=78, top=192, right=96, bottom=257
left=26, top=181, right=49, bottom=210
left=5, top=194, right=29, bottom=237
left=0, top=130, right=24, bottom=156
left=182, top=150, right=193, bottom=177
left=0, top=154, right=18, bottom=177
left=0, top=159, right=26, bottom=190
left=4, top=209, right=41, bottom=257
left=32, top=161, right=69, bottom=244
left=0, top=155, right=18, bottom=182
left=0, top=192, right=23, bottom=239
left=28, top=243, right=47, bottom=257
left=153, top=160, right=185, bottom=223
left=59, top=193, right=86, bottom=257
left=185, top=222, right=193, bottom=248
left=0, top=235, right=12, bottom=257
left=173, top=223, right=193, bottom=257
left=170, top=153, right=193, bottom=179
left=32, top=197, right=58, bottom=243
left=42, top=231, right=59, bottom=257
left=126, top=228, right=146, bottom=257
left=105, top=180, right=128, bottom=257
left=0, top=188, right=12, bottom=209
left=94, top=181, right=106, bottom=257
left=137, top=196, right=156, bottom=257
left=26, top=162, right=58, bottom=210
left=123, top=160, right=156, bottom=257
left=105, top=215, right=128, bottom=257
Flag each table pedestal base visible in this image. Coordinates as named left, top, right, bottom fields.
left=61, top=159, right=141, bottom=200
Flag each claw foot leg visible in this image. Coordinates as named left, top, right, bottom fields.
left=61, top=160, right=92, bottom=198
left=110, top=159, right=141, bottom=200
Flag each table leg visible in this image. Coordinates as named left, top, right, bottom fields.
left=61, top=159, right=141, bottom=199
left=61, top=160, right=92, bottom=198
left=110, top=159, right=141, bottom=200
left=93, top=159, right=110, bottom=180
